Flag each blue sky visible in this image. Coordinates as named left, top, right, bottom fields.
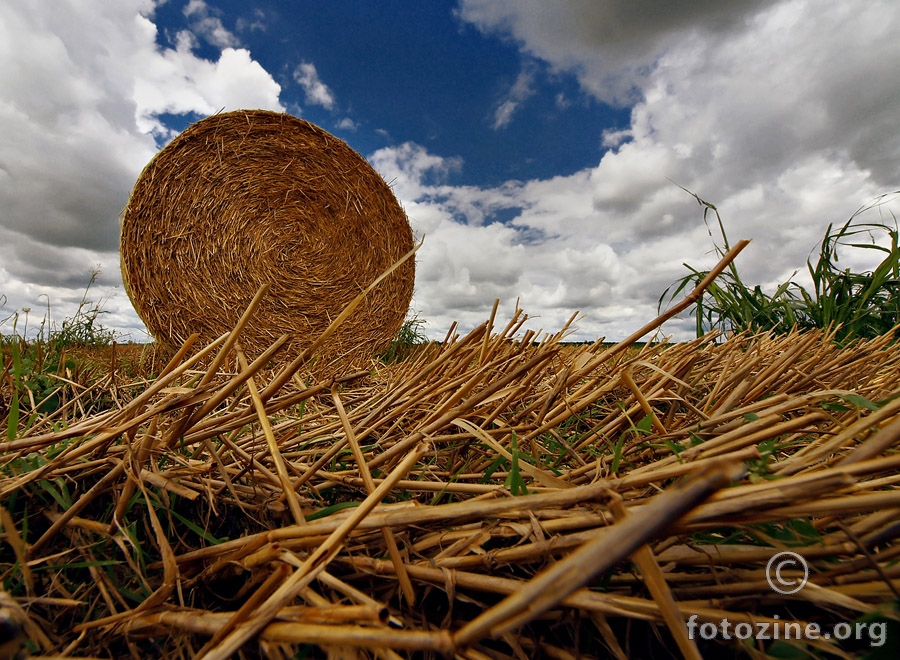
left=150, top=0, right=632, bottom=187
left=2, top=1, right=899, bottom=343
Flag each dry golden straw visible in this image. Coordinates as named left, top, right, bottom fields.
left=120, top=109, right=415, bottom=370
left=3, top=240, right=900, bottom=658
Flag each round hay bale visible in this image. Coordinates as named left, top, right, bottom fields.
left=120, top=109, right=415, bottom=371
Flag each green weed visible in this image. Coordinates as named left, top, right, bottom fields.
left=662, top=189, right=900, bottom=343
left=48, top=269, right=117, bottom=348
left=379, top=314, right=428, bottom=362
left=503, top=431, right=531, bottom=495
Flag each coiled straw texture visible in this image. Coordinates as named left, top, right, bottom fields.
left=120, top=109, right=414, bottom=371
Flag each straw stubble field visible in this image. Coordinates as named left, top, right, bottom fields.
left=2, top=276, right=900, bottom=658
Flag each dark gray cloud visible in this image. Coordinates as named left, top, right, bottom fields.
left=457, top=0, right=781, bottom=104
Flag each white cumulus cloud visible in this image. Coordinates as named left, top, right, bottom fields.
left=184, top=0, right=241, bottom=48
left=293, top=61, right=336, bottom=111
left=418, top=0, right=900, bottom=340
left=491, top=64, right=537, bottom=129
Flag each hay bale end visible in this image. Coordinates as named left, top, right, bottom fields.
left=120, top=109, right=415, bottom=370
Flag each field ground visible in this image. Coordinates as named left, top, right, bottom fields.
left=2, top=313, right=900, bottom=659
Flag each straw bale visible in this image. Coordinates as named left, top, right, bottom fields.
left=120, top=109, right=414, bottom=370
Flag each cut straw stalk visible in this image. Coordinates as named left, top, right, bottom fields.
left=366, top=346, right=560, bottom=471
left=167, top=481, right=619, bottom=568
left=126, top=604, right=389, bottom=636
left=194, top=563, right=291, bottom=656
left=453, top=460, right=742, bottom=647
left=609, top=497, right=701, bottom=660
left=9, top=233, right=900, bottom=659
left=332, top=385, right=416, bottom=605
left=129, top=609, right=452, bottom=654
left=198, top=441, right=431, bottom=660
left=235, top=345, right=305, bottom=525
left=348, top=554, right=814, bottom=628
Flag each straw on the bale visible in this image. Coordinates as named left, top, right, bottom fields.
left=120, top=109, right=415, bottom=370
